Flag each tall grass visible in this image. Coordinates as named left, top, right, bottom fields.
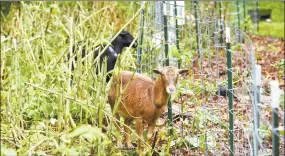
left=1, top=2, right=142, bottom=155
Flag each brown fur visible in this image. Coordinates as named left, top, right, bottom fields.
left=108, top=66, right=188, bottom=152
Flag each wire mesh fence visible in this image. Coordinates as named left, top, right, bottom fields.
left=136, top=1, right=283, bottom=155
left=1, top=1, right=283, bottom=155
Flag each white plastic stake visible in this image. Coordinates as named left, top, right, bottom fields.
left=255, top=65, right=262, bottom=86
left=270, top=80, right=281, bottom=108
left=226, top=27, right=231, bottom=43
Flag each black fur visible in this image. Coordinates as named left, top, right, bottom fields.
left=68, top=30, right=137, bottom=83
left=215, top=86, right=239, bottom=101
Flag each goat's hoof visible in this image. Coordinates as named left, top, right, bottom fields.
left=117, top=144, right=123, bottom=148
left=136, top=149, right=143, bottom=155
left=117, top=141, right=123, bottom=148
left=127, top=143, right=135, bottom=149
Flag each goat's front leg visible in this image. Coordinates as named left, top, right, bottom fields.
left=147, top=120, right=156, bottom=146
left=114, top=114, right=123, bottom=148
left=135, top=118, right=143, bottom=152
left=124, top=118, right=134, bottom=149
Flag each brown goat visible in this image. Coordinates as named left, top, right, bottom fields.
left=108, top=66, right=188, bottom=152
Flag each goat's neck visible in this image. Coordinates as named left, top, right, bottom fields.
left=111, top=40, right=124, bottom=54
left=153, top=76, right=169, bottom=108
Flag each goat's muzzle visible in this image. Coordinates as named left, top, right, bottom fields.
left=166, top=86, right=176, bottom=95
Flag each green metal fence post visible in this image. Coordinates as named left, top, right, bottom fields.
left=174, top=1, right=180, bottom=68
left=163, top=17, right=169, bottom=66
left=163, top=2, right=172, bottom=135
left=243, top=1, right=246, bottom=33
left=255, top=65, right=261, bottom=129
left=253, top=64, right=261, bottom=156
left=194, top=1, right=200, bottom=56
left=219, top=2, right=224, bottom=44
left=236, top=1, right=241, bottom=43
left=270, top=81, right=281, bottom=156
left=174, top=1, right=182, bottom=136
left=256, top=1, right=259, bottom=33
left=272, top=108, right=279, bottom=156
left=137, top=3, right=145, bottom=74
left=167, top=98, right=173, bottom=135
left=226, top=27, right=234, bottom=156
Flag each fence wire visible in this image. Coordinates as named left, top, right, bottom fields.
left=137, top=1, right=283, bottom=155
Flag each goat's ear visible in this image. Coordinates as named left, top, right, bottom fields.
left=179, top=69, right=189, bottom=74
left=153, top=68, right=162, bottom=74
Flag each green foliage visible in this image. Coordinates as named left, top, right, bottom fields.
left=252, top=2, right=284, bottom=38
left=228, top=1, right=284, bottom=38
left=275, top=59, right=285, bottom=82
left=1, top=1, right=282, bottom=155
left=1, top=1, right=140, bottom=155
left=258, top=22, right=284, bottom=38
left=259, top=123, right=271, bottom=141
left=62, top=125, right=109, bottom=144
left=258, top=2, right=284, bottom=22
left=170, top=45, right=181, bottom=59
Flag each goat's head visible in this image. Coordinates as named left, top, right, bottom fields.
left=115, top=30, right=137, bottom=49
left=153, top=66, right=188, bottom=95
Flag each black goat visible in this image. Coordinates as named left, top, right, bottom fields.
left=215, top=86, right=239, bottom=101
left=68, top=30, right=137, bottom=83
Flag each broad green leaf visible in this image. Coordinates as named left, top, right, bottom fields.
left=67, top=124, right=108, bottom=144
